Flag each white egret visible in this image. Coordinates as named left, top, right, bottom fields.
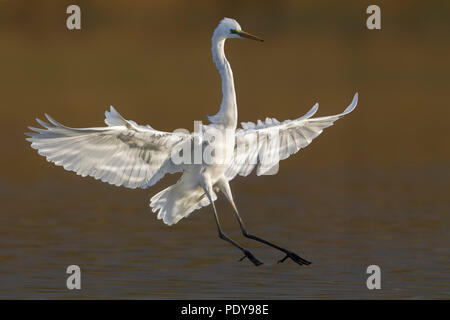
left=26, top=18, right=358, bottom=266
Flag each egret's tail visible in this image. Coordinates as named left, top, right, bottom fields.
left=150, top=182, right=217, bottom=226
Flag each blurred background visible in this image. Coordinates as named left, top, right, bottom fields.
left=0, top=0, right=449, bottom=298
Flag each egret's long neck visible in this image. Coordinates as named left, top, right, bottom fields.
left=208, top=35, right=237, bottom=128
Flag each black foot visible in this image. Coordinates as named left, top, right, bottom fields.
left=238, top=250, right=263, bottom=266
left=278, top=251, right=311, bottom=266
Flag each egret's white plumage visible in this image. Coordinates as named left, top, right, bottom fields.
left=26, top=18, right=358, bottom=265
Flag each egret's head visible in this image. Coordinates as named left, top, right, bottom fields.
left=214, top=18, right=263, bottom=42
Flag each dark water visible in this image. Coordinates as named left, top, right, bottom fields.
left=1, top=166, right=448, bottom=299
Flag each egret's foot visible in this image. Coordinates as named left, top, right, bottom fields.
left=238, top=250, right=263, bottom=266
left=278, top=251, right=311, bottom=266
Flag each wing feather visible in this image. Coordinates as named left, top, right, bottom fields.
left=26, top=107, right=191, bottom=189
left=226, top=93, right=358, bottom=179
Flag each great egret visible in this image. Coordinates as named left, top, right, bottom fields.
left=26, top=18, right=358, bottom=266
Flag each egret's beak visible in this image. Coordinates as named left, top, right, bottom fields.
left=239, top=30, right=264, bottom=42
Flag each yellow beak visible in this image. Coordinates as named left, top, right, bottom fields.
left=238, top=30, right=264, bottom=42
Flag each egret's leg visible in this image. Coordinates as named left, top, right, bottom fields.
left=236, top=208, right=311, bottom=265
left=202, top=180, right=263, bottom=266
left=218, top=179, right=311, bottom=266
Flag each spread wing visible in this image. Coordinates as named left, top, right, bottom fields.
left=26, top=107, right=192, bottom=189
left=226, top=93, right=358, bottom=179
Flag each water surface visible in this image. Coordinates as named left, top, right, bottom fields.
left=1, top=167, right=448, bottom=299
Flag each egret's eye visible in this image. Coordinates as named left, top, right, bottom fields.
left=230, top=29, right=239, bottom=34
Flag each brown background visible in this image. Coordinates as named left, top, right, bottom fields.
left=0, top=0, right=448, bottom=298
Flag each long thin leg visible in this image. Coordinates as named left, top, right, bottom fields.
left=235, top=209, right=311, bottom=265
left=202, top=179, right=263, bottom=266
left=218, top=179, right=311, bottom=266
